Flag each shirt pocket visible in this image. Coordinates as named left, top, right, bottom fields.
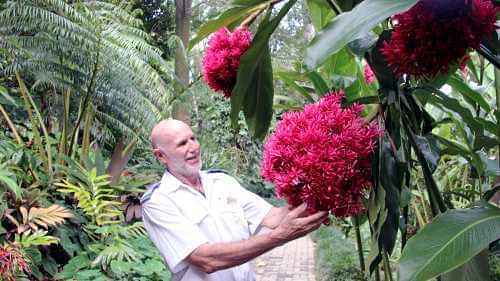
left=217, top=201, right=250, bottom=239
left=180, top=204, right=208, bottom=225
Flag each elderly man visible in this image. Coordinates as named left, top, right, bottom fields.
left=141, top=119, right=327, bottom=281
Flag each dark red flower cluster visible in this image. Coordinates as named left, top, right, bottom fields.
left=202, top=27, right=252, bottom=98
left=261, top=91, right=381, bottom=217
left=0, top=244, right=30, bottom=281
left=381, top=0, right=497, bottom=78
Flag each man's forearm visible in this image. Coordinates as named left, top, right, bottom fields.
left=188, top=229, right=284, bottom=273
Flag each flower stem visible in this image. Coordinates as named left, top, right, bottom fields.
left=495, top=67, right=500, bottom=184
left=382, top=250, right=394, bottom=281
left=353, top=215, right=365, bottom=273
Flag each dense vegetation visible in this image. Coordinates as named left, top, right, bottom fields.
left=0, top=1, right=499, bottom=281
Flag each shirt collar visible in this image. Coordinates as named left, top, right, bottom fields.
left=159, top=170, right=210, bottom=194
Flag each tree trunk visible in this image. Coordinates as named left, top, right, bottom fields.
left=173, top=0, right=192, bottom=124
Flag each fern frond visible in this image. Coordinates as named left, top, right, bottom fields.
left=14, top=230, right=59, bottom=248
left=26, top=204, right=74, bottom=229
left=55, top=170, right=122, bottom=226
left=122, top=222, right=147, bottom=238
left=91, top=237, right=141, bottom=266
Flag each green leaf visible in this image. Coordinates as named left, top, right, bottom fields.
left=189, top=0, right=277, bottom=49
left=414, top=134, right=440, bottom=173
left=231, top=0, right=297, bottom=139
left=347, top=31, right=378, bottom=57
left=347, top=95, right=380, bottom=105
left=240, top=40, right=274, bottom=140
left=399, top=206, right=500, bottom=281
left=305, top=0, right=418, bottom=69
left=442, top=251, right=491, bottom=281
left=433, top=134, right=470, bottom=157
left=367, top=30, right=397, bottom=89
left=378, top=135, right=404, bottom=255
left=323, top=47, right=357, bottom=78
left=0, top=166, right=21, bottom=200
left=306, top=0, right=335, bottom=30
left=418, top=88, right=482, bottom=135
left=188, top=6, right=252, bottom=50
left=275, top=71, right=315, bottom=102
left=0, top=86, right=19, bottom=107
left=306, top=71, right=329, bottom=95
left=447, top=75, right=491, bottom=113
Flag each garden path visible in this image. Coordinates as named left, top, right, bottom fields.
left=254, top=235, right=316, bottom=281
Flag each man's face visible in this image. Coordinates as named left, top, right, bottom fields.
left=155, top=126, right=202, bottom=177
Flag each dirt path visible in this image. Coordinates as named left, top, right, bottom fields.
left=254, top=235, right=316, bottom=281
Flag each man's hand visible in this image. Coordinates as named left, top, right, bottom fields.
left=260, top=206, right=290, bottom=230
left=268, top=203, right=328, bottom=244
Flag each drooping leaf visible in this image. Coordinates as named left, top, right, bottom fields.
left=275, top=71, right=315, bottom=102
left=306, top=71, right=329, bottom=95
left=241, top=46, right=274, bottom=139
left=447, top=75, right=491, bottom=113
left=399, top=206, right=500, bottom=281
left=189, top=6, right=252, bottom=50
left=305, top=0, right=418, bottom=69
left=347, top=31, right=378, bottom=57
left=378, top=135, right=405, bottom=255
left=366, top=30, right=397, bottom=89
left=231, top=0, right=297, bottom=139
left=417, top=87, right=483, bottom=135
left=414, top=134, right=440, bottom=173
left=347, top=95, right=380, bottom=105
left=0, top=166, right=21, bottom=200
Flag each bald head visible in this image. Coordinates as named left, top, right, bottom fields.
left=151, top=119, right=192, bottom=150
left=151, top=119, right=202, bottom=177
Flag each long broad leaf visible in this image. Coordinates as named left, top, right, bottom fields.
left=447, top=75, right=491, bottom=113
left=399, top=206, right=500, bottom=281
left=305, top=0, right=418, bottom=69
left=231, top=0, right=297, bottom=139
left=189, top=6, right=254, bottom=50
left=0, top=167, right=21, bottom=200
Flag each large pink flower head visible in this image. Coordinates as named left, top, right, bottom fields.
left=261, top=91, right=381, bottom=217
left=381, top=0, right=497, bottom=78
left=202, top=27, right=252, bottom=98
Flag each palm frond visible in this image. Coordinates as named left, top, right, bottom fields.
left=0, top=0, right=175, bottom=143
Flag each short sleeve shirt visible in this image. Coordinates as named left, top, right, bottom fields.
left=141, top=170, right=273, bottom=281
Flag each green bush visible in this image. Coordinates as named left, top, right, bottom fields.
left=490, top=251, right=500, bottom=281
left=312, top=225, right=366, bottom=281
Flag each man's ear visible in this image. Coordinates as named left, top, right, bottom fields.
left=153, top=149, right=169, bottom=166
left=153, top=149, right=164, bottom=161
